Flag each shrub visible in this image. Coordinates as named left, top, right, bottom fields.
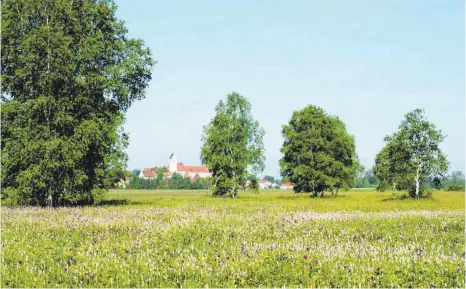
left=91, top=189, right=108, bottom=205
left=248, top=179, right=259, bottom=192
left=446, top=184, right=465, bottom=191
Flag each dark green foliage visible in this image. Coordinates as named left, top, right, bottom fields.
left=245, top=174, right=259, bottom=192
left=373, top=140, right=413, bottom=192
left=1, top=0, right=154, bottom=206
left=200, top=92, right=265, bottom=197
left=431, top=177, right=442, bottom=189
left=279, top=105, right=358, bottom=196
left=407, top=184, right=430, bottom=198
left=249, top=179, right=259, bottom=192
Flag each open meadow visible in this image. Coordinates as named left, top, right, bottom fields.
left=2, top=190, right=465, bottom=288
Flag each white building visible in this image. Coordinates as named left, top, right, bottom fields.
left=139, top=168, right=157, bottom=180
left=258, top=179, right=272, bottom=189
left=280, top=182, right=294, bottom=190
left=167, top=153, right=211, bottom=178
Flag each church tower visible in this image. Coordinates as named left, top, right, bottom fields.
left=168, top=153, right=178, bottom=173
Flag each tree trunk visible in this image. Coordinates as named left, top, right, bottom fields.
left=47, top=194, right=52, bottom=208
left=414, top=167, right=420, bottom=198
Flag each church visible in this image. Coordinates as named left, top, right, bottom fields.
left=167, top=153, right=212, bottom=178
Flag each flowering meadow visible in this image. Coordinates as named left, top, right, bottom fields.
left=2, top=190, right=464, bottom=288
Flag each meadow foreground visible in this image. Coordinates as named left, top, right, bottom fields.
left=2, top=190, right=465, bottom=288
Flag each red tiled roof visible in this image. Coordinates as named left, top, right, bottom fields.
left=177, top=163, right=209, bottom=173
left=141, top=168, right=156, bottom=178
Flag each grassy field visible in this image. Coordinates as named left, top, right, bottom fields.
left=2, top=189, right=465, bottom=288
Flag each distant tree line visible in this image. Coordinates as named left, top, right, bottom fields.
left=353, top=169, right=464, bottom=191
left=354, top=168, right=380, bottom=188
left=124, top=168, right=211, bottom=190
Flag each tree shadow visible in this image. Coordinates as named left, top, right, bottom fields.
left=310, top=194, right=349, bottom=199
left=381, top=194, right=410, bottom=202
left=97, top=199, right=143, bottom=206
left=276, top=195, right=301, bottom=200
left=276, top=193, right=348, bottom=199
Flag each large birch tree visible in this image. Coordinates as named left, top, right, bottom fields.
left=375, top=109, right=449, bottom=198
left=1, top=0, right=155, bottom=206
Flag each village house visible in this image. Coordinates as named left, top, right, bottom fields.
left=280, top=182, right=294, bottom=190
left=167, top=153, right=211, bottom=179
left=258, top=179, right=273, bottom=189
left=139, top=167, right=157, bottom=180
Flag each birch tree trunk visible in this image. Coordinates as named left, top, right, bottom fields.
left=414, top=166, right=421, bottom=198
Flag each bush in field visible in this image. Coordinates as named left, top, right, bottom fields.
left=279, top=105, right=359, bottom=197
left=1, top=0, right=154, bottom=206
left=200, top=92, right=265, bottom=197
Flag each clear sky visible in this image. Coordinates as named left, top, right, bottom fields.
left=114, top=0, right=464, bottom=178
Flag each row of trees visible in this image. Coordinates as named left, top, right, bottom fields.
left=200, top=94, right=454, bottom=198
left=200, top=94, right=360, bottom=197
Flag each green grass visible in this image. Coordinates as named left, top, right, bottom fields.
left=105, top=189, right=464, bottom=212
left=2, top=190, right=465, bottom=288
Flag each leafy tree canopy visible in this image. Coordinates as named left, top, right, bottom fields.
left=374, top=109, right=449, bottom=197
left=280, top=105, right=359, bottom=196
left=1, top=0, right=154, bottom=206
left=200, top=92, right=265, bottom=197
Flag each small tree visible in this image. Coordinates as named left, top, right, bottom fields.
left=249, top=179, right=260, bottom=192
left=245, top=174, right=259, bottom=192
left=375, top=109, right=449, bottom=198
left=200, top=92, right=265, bottom=197
left=280, top=105, right=358, bottom=197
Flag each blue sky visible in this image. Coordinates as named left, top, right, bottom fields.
left=115, top=0, right=464, bottom=178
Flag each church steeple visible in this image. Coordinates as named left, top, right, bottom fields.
left=168, top=153, right=178, bottom=173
